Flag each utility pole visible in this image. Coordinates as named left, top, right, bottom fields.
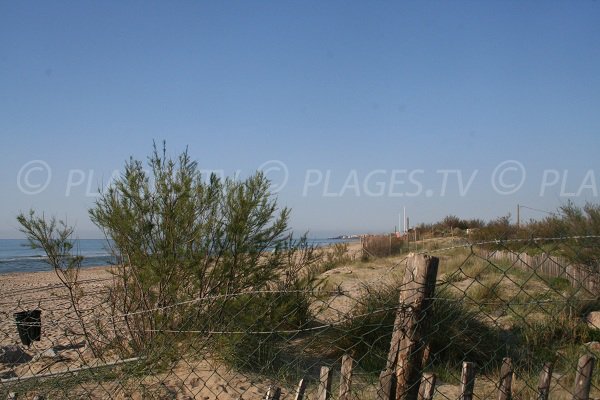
left=517, top=204, right=520, bottom=229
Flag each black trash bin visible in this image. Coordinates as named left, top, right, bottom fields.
left=14, top=310, right=42, bottom=346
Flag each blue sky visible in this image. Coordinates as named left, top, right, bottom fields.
left=1, top=1, right=600, bottom=238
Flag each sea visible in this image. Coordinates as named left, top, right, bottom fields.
left=0, top=237, right=357, bottom=275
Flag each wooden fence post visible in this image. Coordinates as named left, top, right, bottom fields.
left=377, top=369, right=396, bottom=400
left=386, top=253, right=439, bottom=400
left=460, top=362, right=476, bottom=400
left=339, top=354, right=354, bottom=400
left=537, top=361, right=554, bottom=400
left=317, top=366, right=333, bottom=400
left=421, top=343, right=431, bottom=369
left=294, top=378, right=307, bottom=400
left=417, top=373, right=436, bottom=400
left=498, top=357, right=513, bottom=400
left=573, top=354, right=595, bottom=400
left=264, top=385, right=281, bottom=400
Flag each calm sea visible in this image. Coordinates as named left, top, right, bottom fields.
left=0, top=239, right=114, bottom=275
left=0, top=238, right=356, bottom=275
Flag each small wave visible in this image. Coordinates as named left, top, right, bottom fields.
left=0, top=255, right=47, bottom=263
left=0, top=256, right=114, bottom=274
left=0, top=252, right=112, bottom=263
left=79, top=252, right=113, bottom=257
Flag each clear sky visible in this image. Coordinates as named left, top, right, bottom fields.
left=1, top=1, right=600, bottom=238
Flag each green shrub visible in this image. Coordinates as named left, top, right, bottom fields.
left=313, top=242, right=352, bottom=273
left=362, top=235, right=406, bottom=258
left=87, top=143, right=297, bottom=352
left=311, top=279, right=504, bottom=374
left=20, top=143, right=321, bottom=366
left=545, top=276, right=572, bottom=292
left=211, top=291, right=315, bottom=377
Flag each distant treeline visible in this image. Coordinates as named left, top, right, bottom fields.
left=417, top=202, right=600, bottom=268
left=417, top=202, right=600, bottom=241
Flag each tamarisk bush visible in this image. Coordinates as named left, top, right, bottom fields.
left=88, top=143, right=319, bottom=353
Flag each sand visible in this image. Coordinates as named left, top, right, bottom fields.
left=0, top=266, right=285, bottom=398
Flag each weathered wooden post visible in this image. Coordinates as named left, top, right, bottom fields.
left=421, top=343, right=431, bottom=369
left=377, top=369, right=395, bottom=400
left=417, top=373, right=436, bottom=400
left=318, top=366, right=333, bottom=400
left=294, top=378, right=307, bottom=400
left=264, top=385, right=281, bottom=400
left=498, top=357, right=513, bottom=400
left=537, top=361, right=554, bottom=400
left=385, top=253, right=439, bottom=400
left=361, top=236, right=364, bottom=259
left=572, top=354, right=595, bottom=400
left=339, top=354, right=354, bottom=400
left=460, top=362, right=476, bottom=400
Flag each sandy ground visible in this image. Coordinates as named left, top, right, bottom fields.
left=0, top=266, right=113, bottom=352
left=0, top=267, right=114, bottom=381
left=0, top=266, right=283, bottom=399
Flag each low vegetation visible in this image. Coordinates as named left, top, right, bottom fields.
left=17, top=143, right=322, bottom=367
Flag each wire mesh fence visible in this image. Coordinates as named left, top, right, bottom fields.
left=2, top=236, right=600, bottom=399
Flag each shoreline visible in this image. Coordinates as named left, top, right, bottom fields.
left=0, top=237, right=361, bottom=276
left=0, top=238, right=363, bottom=277
left=0, top=264, right=113, bottom=279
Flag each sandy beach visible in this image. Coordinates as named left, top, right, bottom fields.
left=0, top=242, right=367, bottom=399
left=1, top=266, right=113, bottom=382
left=0, top=265, right=285, bottom=398
left=0, top=266, right=114, bottom=349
